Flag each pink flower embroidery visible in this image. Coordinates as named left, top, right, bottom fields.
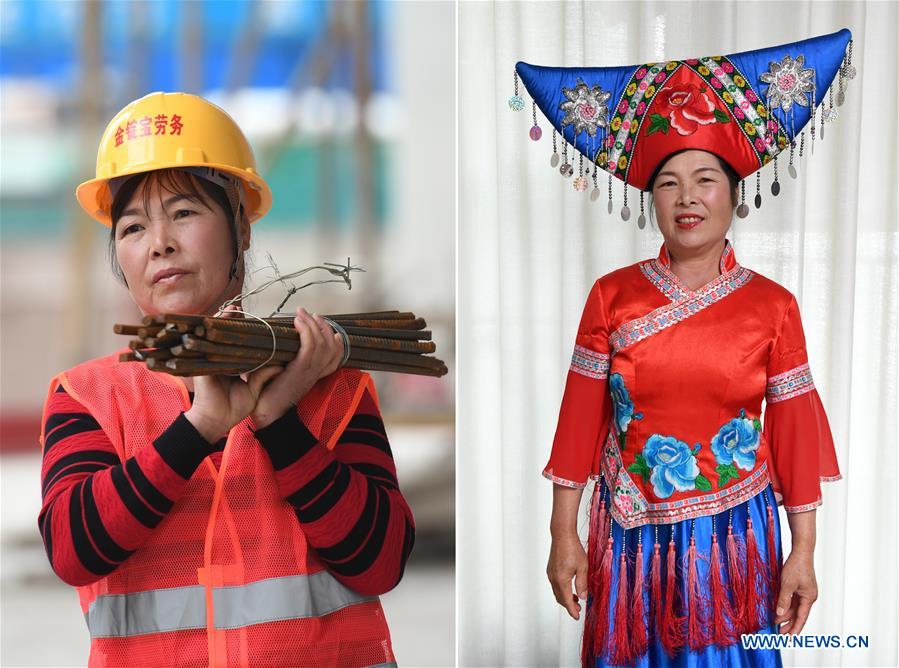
left=619, top=100, right=629, bottom=114
left=625, top=137, right=633, bottom=151
left=636, top=67, right=648, bottom=79
left=755, top=137, right=766, bottom=152
left=654, top=83, right=718, bottom=136
left=655, top=72, right=666, bottom=84
left=745, top=89, right=758, bottom=103
left=622, top=120, right=631, bottom=130
left=710, top=78, right=723, bottom=89
left=714, top=67, right=724, bottom=77
left=639, top=81, right=648, bottom=91
left=636, top=101, right=647, bottom=115
left=686, top=58, right=699, bottom=66
left=733, top=107, right=745, bottom=120
left=722, top=62, right=734, bottom=74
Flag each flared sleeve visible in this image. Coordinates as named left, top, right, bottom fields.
left=543, top=280, right=613, bottom=488
left=762, top=296, right=841, bottom=512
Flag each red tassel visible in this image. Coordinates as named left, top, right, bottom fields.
left=582, top=495, right=604, bottom=667
left=661, top=539, right=685, bottom=656
left=765, top=503, right=780, bottom=616
left=709, top=533, right=737, bottom=646
left=744, top=517, right=766, bottom=633
left=610, top=553, right=633, bottom=665
left=650, top=539, right=663, bottom=642
left=593, top=535, right=614, bottom=659
left=599, top=497, right=609, bottom=549
left=631, top=540, right=648, bottom=658
left=686, top=536, right=711, bottom=650
left=725, top=523, right=747, bottom=633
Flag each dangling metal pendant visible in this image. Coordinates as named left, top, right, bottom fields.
left=754, top=172, right=762, bottom=209
left=620, top=184, right=630, bottom=221
left=509, top=71, right=524, bottom=111
left=529, top=101, right=542, bottom=140
left=573, top=176, right=588, bottom=192
left=550, top=130, right=560, bottom=167
left=607, top=173, right=613, bottom=214
left=771, top=157, right=781, bottom=196
left=788, top=140, right=797, bottom=179
left=559, top=139, right=572, bottom=177
left=736, top=179, right=749, bottom=218
left=836, top=90, right=846, bottom=107
left=754, top=193, right=762, bottom=209
left=637, top=191, right=646, bottom=229
left=590, top=167, right=600, bottom=201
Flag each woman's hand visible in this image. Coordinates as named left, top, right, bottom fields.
left=775, top=509, right=818, bottom=635
left=547, top=484, right=588, bottom=620
left=250, top=307, right=344, bottom=429
left=774, top=548, right=818, bottom=635
left=185, top=367, right=283, bottom=442
left=547, top=533, right=588, bottom=620
left=183, top=305, right=283, bottom=442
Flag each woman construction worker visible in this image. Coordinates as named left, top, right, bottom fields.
left=37, top=92, right=412, bottom=668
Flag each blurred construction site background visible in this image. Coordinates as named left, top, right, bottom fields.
left=0, top=1, right=455, bottom=666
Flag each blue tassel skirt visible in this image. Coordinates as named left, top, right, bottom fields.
left=585, top=482, right=783, bottom=668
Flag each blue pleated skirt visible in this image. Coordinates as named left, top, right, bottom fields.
left=586, top=483, right=783, bottom=668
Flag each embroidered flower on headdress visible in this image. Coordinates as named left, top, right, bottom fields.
left=647, top=83, right=728, bottom=136
left=759, top=54, right=816, bottom=112
left=559, top=80, right=611, bottom=137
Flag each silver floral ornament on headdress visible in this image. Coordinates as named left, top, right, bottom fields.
left=559, top=80, right=611, bottom=136
left=759, top=54, right=816, bottom=112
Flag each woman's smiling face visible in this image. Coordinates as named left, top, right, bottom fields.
left=113, top=172, right=247, bottom=316
left=650, top=150, right=737, bottom=257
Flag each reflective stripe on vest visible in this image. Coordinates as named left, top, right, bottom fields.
left=86, top=571, right=374, bottom=638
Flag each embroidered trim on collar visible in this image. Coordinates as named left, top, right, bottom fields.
left=610, top=266, right=755, bottom=354
left=646, top=239, right=739, bottom=302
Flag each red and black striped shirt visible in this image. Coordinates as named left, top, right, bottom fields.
left=38, top=385, right=414, bottom=596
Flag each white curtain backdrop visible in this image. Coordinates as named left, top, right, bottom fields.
left=458, top=2, right=898, bottom=666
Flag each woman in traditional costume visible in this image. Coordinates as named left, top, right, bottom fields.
left=38, top=92, right=411, bottom=667
left=511, top=29, right=854, bottom=667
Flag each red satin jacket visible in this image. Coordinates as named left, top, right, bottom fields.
left=544, top=239, right=840, bottom=528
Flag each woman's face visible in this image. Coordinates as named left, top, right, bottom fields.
left=114, top=178, right=246, bottom=316
left=651, top=150, right=735, bottom=258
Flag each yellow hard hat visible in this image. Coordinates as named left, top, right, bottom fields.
left=76, top=91, right=272, bottom=227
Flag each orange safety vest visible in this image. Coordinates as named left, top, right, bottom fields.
left=41, top=352, right=397, bottom=668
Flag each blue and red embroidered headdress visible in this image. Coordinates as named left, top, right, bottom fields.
left=511, top=29, right=855, bottom=223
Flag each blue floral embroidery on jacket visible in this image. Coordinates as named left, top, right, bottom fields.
left=609, top=373, right=643, bottom=443
left=711, top=408, right=761, bottom=472
left=641, top=434, right=702, bottom=499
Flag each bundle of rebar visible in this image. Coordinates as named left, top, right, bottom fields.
left=115, top=311, right=447, bottom=378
